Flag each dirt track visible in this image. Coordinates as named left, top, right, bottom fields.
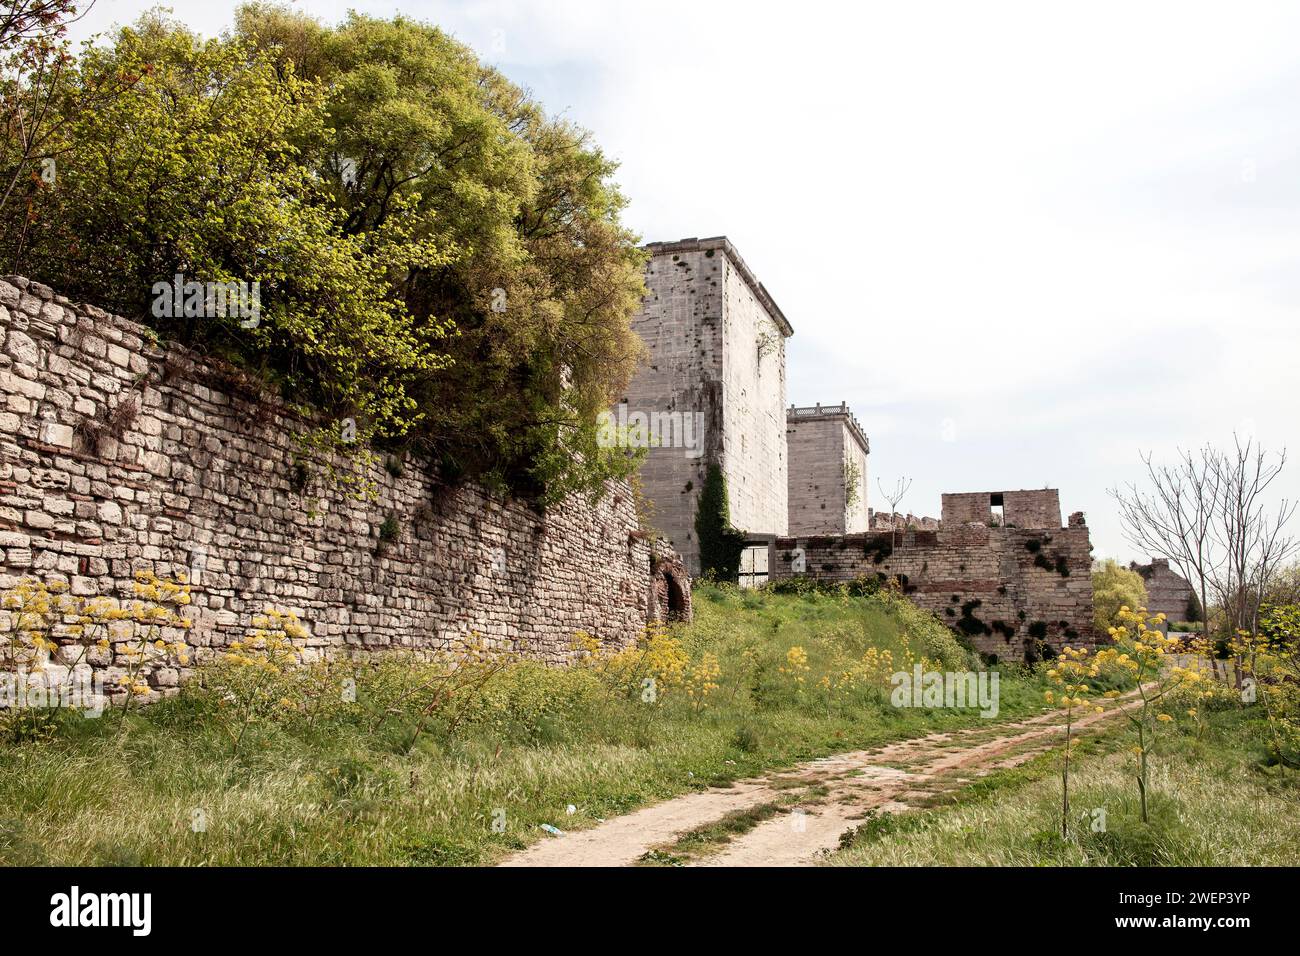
left=498, top=699, right=1136, bottom=867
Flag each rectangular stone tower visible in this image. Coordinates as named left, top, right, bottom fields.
left=621, top=237, right=792, bottom=575
left=786, top=403, right=870, bottom=535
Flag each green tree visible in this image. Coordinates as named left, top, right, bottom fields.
left=1092, top=559, right=1149, bottom=634
left=4, top=4, right=647, bottom=504
left=234, top=4, right=646, bottom=502
left=2, top=11, right=448, bottom=462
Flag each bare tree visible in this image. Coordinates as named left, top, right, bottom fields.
left=1111, top=445, right=1221, bottom=648
left=876, top=476, right=912, bottom=550
left=1112, top=436, right=1296, bottom=684
left=1209, top=436, right=1297, bottom=637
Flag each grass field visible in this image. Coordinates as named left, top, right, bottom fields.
left=0, top=584, right=1051, bottom=866
left=826, top=708, right=1300, bottom=866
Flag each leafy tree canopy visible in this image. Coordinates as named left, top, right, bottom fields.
left=3, top=3, right=646, bottom=504
left=1092, top=559, right=1149, bottom=634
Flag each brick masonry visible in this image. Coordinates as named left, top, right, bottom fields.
left=0, top=276, right=687, bottom=698
left=1130, top=558, right=1197, bottom=623
left=771, top=490, right=1096, bottom=661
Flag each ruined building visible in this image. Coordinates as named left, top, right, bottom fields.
left=1130, top=558, right=1199, bottom=624
left=621, top=237, right=792, bottom=576
left=771, top=489, right=1096, bottom=660
left=623, top=237, right=1095, bottom=657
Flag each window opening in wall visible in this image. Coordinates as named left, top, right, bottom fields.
left=990, top=492, right=1005, bottom=527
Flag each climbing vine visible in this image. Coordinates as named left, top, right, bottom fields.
left=695, top=463, right=747, bottom=582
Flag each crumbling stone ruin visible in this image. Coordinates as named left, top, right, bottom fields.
left=0, top=276, right=687, bottom=697
left=770, top=490, right=1095, bottom=661
left=868, top=511, right=941, bottom=532
left=1129, top=557, right=1198, bottom=624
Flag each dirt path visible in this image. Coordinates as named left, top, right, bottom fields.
left=498, top=699, right=1137, bottom=868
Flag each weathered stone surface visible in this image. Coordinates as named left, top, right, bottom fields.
left=786, top=403, right=869, bottom=535
left=620, top=237, right=790, bottom=575
left=0, top=276, right=689, bottom=694
left=1130, top=557, right=1197, bottom=624
left=772, top=489, right=1095, bottom=662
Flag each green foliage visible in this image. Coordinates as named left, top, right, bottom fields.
left=763, top=573, right=883, bottom=598
left=695, top=463, right=747, bottom=582
left=3, top=14, right=448, bottom=461
left=827, top=709, right=1300, bottom=867
left=4, top=4, right=647, bottom=503
left=1092, top=559, right=1149, bottom=634
left=842, top=455, right=863, bottom=513
left=234, top=4, right=647, bottom=502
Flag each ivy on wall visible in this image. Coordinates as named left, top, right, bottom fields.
left=695, top=463, right=748, bottom=582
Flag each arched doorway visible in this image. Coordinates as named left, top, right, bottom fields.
left=665, top=572, right=688, bottom=621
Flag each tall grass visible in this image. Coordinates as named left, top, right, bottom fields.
left=826, top=709, right=1300, bottom=867
left=0, top=584, right=1045, bottom=866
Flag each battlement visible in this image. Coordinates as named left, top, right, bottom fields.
left=787, top=402, right=870, bottom=455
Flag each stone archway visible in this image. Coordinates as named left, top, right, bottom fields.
left=665, top=572, right=688, bottom=621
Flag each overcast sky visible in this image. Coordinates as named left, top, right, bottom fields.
left=71, top=1, right=1300, bottom=562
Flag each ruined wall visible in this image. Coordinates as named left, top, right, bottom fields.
left=622, top=238, right=789, bottom=574
left=868, top=512, right=940, bottom=532
left=942, top=489, right=1062, bottom=529
left=771, top=513, right=1095, bottom=662
left=0, top=276, right=680, bottom=698
left=649, top=551, right=693, bottom=623
left=1131, top=558, right=1196, bottom=624
left=786, top=405, right=869, bottom=535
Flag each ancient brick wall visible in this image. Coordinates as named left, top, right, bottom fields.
left=771, top=515, right=1095, bottom=662
left=0, top=276, right=682, bottom=698
left=942, top=489, right=1062, bottom=529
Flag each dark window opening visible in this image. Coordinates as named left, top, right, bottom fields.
left=666, top=574, right=688, bottom=621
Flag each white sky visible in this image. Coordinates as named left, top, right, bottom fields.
left=71, top=0, right=1300, bottom=562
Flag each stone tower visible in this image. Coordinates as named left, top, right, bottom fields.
left=786, top=403, right=871, bottom=535
left=620, top=237, right=792, bottom=575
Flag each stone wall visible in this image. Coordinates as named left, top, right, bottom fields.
left=1130, top=558, right=1197, bottom=624
left=942, top=489, right=1062, bottom=529
left=771, top=501, right=1095, bottom=661
left=0, top=276, right=684, bottom=698
left=717, top=241, right=789, bottom=544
